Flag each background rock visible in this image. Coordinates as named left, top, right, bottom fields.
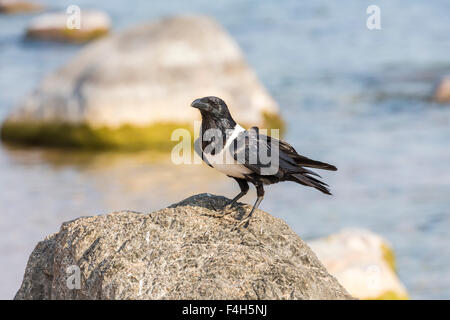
left=15, top=194, right=351, bottom=300
left=25, top=9, right=110, bottom=42
left=433, top=76, right=450, bottom=103
left=0, top=0, right=42, bottom=14
left=2, top=15, right=283, bottom=150
left=308, top=229, right=409, bottom=300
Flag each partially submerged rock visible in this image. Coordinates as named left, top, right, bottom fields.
left=0, top=0, right=42, bottom=14
left=433, top=76, right=450, bottom=103
left=25, top=10, right=110, bottom=43
left=2, top=15, right=283, bottom=150
left=15, top=194, right=351, bottom=300
left=308, top=229, right=408, bottom=300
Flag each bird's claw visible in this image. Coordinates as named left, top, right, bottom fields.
left=204, top=202, right=236, bottom=219
left=210, top=204, right=217, bottom=211
left=222, top=203, right=235, bottom=214
left=231, top=208, right=254, bottom=230
left=222, top=199, right=241, bottom=215
left=231, top=216, right=251, bottom=231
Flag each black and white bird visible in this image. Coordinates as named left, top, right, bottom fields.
left=192, top=96, right=337, bottom=224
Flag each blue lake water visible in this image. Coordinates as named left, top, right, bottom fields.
left=1, top=0, right=450, bottom=299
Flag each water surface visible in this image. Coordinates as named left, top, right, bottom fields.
left=1, top=0, right=450, bottom=299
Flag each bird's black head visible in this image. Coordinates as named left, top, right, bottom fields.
left=191, top=96, right=236, bottom=129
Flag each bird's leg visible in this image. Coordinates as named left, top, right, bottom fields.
left=224, top=192, right=245, bottom=211
left=246, top=183, right=265, bottom=219
left=224, top=178, right=249, bottom=210
left=236, top=183, right=264, bottom=228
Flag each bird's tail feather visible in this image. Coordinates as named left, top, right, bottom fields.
left=291, top=173, right=332, bottom=195
left=294, top=156, right=337, bottom=171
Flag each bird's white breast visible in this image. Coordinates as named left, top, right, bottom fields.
left=203, top=124, right=252, bottom=179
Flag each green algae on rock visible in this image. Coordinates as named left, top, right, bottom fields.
left=381, top=242, right=397, bottom=273
left=262, top=111, right=286, bottom=137
left=1, top=121, right=192, bottom=151
left=369, top=290, right=409, bottom=300
left=0, top=116, right=285, bottom=151
left=27, top=26, right=109, bottom=43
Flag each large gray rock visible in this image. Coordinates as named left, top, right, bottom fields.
left=0, top=0, right=43, bottom=14
left=308, top=229, right=408, bottom=300
left=15, top=194, right=351, bottom=300
left=26, top=9, right=111, bottom=43
left=2, top=15, right=283, bottom=149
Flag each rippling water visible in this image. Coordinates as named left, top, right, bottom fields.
left=1, top=0, right=450, bottom=299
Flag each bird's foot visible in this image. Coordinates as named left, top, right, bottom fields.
left=203, top=202, right=236, bottom=219
left=231, top=216, right=251, bottom=231
left=210, top=203, right=220, bottom=211
left=231, top=203, right=258, bottom=230
left=222, top=202, right=237, bottom=216
left=231, top=210, right=254, bottom=230
left=202, top=211, right=230, bottom=219
left=211, top=201, right=234, bottom=212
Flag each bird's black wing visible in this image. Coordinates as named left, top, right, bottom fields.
left=231, top=127, right=336, bottom=194
left=230, top=127, right=284, bottom=177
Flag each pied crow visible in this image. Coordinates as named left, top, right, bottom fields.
left=192, top=96, right=337, bottom=225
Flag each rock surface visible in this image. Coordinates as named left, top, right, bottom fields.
left=433, top=76, right=450, bottom=103
left=26, top=9, right=110, bottom=42
left=2, top=15, right=283, bottom=150
left=308, top=229, right=408, bottom=300
left=0, top=0, right=42, bottom=14
left=15, top=194, right=351, bottom=300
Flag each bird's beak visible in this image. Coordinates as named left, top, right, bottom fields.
left=191, top=99, right=209, bottom=111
